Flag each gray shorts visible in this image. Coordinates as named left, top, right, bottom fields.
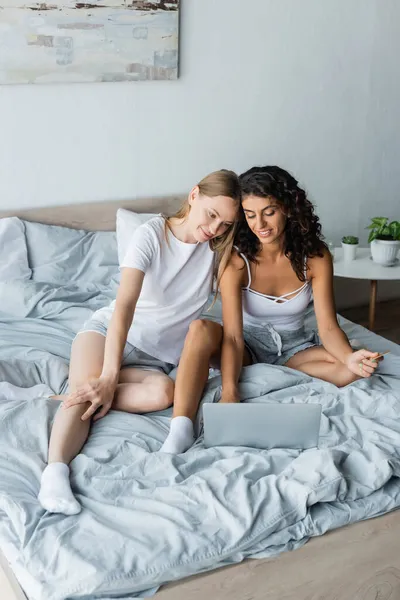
left=243, top=323, right=320, bottom=366
left=76, top=319, right=175, bottom=375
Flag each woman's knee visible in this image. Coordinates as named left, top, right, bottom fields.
left=151, top=375, right=174, bottom=410
left=186, top=319, right=222, bottom=351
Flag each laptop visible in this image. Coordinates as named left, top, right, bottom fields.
left=203, top=402, right=322, bottom=450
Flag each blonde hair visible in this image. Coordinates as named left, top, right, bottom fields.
left=166, top=169, right=241, bottom=294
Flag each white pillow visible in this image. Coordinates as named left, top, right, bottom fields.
left=0, top=217, right=31, bottom=281
left=116, top=208, right=159, bottom=265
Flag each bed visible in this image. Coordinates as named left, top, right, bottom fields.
left=1, top=198, right=400, bottom=600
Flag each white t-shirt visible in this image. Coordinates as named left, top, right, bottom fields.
left=92, top=216, right=214, bottom=365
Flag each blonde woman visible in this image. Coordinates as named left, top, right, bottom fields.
left=38, top=170, right=241, bottom=515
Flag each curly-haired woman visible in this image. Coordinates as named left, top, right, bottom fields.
left=160, top=165, right=381, bottom=455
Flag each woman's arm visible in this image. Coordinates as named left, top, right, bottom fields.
left=309, top=249, right=353, bottom=361
left=309, top=249, right=379, bottom=375
left=219, top=254, right=246, bottom=403
left=101, top=267, right=145, bottom=383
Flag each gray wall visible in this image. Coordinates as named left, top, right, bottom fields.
left=0, top=0, right=399, bottom=307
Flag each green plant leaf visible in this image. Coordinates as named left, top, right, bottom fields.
left=368, top=231, right=378, bottom=243
left=342, top=235, right=359, bottom=244
left=372, top=217, right=388, bottom=226
left=389, top=221, right=400, bottom=240
left=366, top=217, right=389, bottom=235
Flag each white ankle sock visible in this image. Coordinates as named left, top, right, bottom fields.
left=38, top=462, right=81, bottom=515
left=160, top=416, right=195, bottom=454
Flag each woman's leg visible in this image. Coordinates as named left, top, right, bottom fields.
left=285, top=346, right=359, bottom=387
left=51, top=370, right=174, bottom=414
left=174, top=320, right=224, bottom=420
left=39, top=332, right=106, bottom=514
left=114, top=369, right=174, bottom=413
left=160, top=320, right=224, bottom=454
left=40, top=330, right=175, bottom=514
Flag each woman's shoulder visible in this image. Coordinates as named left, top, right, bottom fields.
left=132, top=214, right=165, bottom=242
left=307, top=245, right=332, bottom=277
left=140, top=214, right=165, bottom=233
left=222, top=249, right=247, bottom=284
left=230, top=247, right=248, bottom=269
left=123, top=216, right=165, bottom=260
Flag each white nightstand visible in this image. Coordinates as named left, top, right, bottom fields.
left=333, top=247, right=400, bottom=331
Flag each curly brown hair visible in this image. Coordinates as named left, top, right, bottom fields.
left=235, top=165, right=326, bottom=281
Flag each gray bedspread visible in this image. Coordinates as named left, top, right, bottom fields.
left=1, top=219, right=400, bottom=600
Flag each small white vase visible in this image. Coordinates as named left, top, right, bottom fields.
left=370, top=239, right=400, bottom=266
left=342, top=242, right=358, bottom=261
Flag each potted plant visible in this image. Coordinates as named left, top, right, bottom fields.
left=367, top=217, right=400, bottom=266
left=341, top=235, right=359, bottom=261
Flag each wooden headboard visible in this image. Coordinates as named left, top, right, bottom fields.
left=0, top=195, right=185, bottom=231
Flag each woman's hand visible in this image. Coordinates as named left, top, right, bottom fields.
left=63, top=376, right=117, bottom=421
left=220, top=390, right=240, bottom=403
left=345, top=349, right=382, bottom=378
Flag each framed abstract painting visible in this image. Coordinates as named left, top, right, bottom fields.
left=0, top=0, right=179, bottom=84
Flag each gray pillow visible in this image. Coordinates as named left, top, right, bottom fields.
left=23, top=220, right=119, bottom=286
left=0, top=217, right=31, bottom=281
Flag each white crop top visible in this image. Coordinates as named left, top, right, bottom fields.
left=239, top=252, right=313, bottom=331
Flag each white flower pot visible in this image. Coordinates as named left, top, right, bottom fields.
left=342, top=242, right=358, bottom=261
left=370, top=239, right=400, bottom=266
